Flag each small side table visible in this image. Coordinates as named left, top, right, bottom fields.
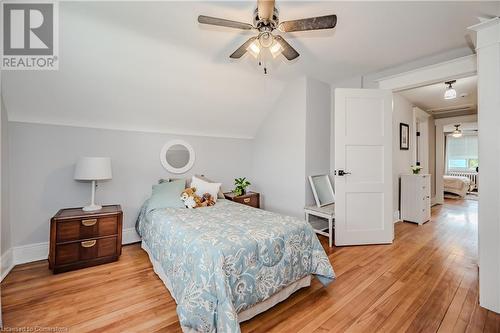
left=224, top=191, right=260, bottom=209
left=49, top=205, right=123, bottom=274
left=304, top=204, right=335, bottom=247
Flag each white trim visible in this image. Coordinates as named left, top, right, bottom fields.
left=1, top=248, right=14, bottom=281
left=7, top=120, right=254, bottom=140
left=0, top=227, right=141, bottom=281
left=376, top=55, right=477, bottom=92
left=469, top=17, right=500, bottom=313
left=434, top=115, right=478, bottom=204
left=123, top=227, right=141, bottom=244
left=13, top=242, right=48, bottom=265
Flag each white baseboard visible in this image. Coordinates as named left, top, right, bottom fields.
left=13, top=242, right=49, bottom=265
left=1, top=248, right=14, bottom=281
left=122, top=227, right=141, bottom=244
left=0, top=227, right=141, bottom=282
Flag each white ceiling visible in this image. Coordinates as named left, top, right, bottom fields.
left=2, top=1, right=499, bottom=138
left=398, top=76, right=478, bottom=117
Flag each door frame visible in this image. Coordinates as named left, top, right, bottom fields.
left=434, top=114, right=478, bottom=204
left=375, top=54, right=478, bottom=205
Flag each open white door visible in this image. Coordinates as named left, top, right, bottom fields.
left=334, top=89, right=393, bottom=246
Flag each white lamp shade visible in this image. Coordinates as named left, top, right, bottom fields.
left=74, top=157, right=112, bottom=181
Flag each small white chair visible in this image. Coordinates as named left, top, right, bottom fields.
left=305, top=204, right=335, bottom=247
left=306, top=175, right=335, bottom=247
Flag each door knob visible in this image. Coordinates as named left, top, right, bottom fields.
left=337, top=169, right=351, bottom=176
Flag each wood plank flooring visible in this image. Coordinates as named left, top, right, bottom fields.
left=2, top=199, right=500, bottom=332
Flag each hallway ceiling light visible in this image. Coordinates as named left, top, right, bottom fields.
left=452, top=124, right=463, bottom=138
left=444, top=80, right=457, bottom=100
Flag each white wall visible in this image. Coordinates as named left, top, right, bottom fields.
left=305, top=78, right=331, bottom=206
left=251, top=77, right=331, bottom=217
left=252, top=78, right=307, bottom=218
left=1, top=95, right=10, bottom=256
left=7, top=122, right=253, bottom=247
left=392, top=94, right=416, bottom=219
left=470, top=17, right=500, bottom=313
left=2, top=75, right=331, bottom=266
left=428, top=116, right=436, bottom=199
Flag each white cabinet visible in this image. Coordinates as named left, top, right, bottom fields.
left=400, top=174, right=431, bottom=225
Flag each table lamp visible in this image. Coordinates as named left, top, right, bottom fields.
left=74, top=157, right=112, bottom=211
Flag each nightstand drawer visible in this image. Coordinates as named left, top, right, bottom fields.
left=233, top=195, right=259, bottom=207
left=55, top=237, right=118, bottom=265
left=56, top=216, right=118, bottom=243
left=224, top=192, right=260, bottom=209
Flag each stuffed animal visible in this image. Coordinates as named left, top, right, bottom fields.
left=180, top=187, right=202, bottom=209
left=199, top=193, right=215, bottom=207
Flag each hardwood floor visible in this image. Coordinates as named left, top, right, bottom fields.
left=2, top=199, right=499, bottom=332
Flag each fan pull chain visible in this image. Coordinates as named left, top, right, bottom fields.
left=262, top=54, right=268, bottom=74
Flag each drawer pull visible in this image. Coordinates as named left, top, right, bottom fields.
left=81, top=240, right=96, bottom=248
left=243, top=198, right=251, bottom=203
left=81, top=219, right=97, bottom=227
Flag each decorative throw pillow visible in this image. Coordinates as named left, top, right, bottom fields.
left=191, top=176, right=222, bottom=203
left=147, top=179, right=185, bottom=212
left=193, top=175, right=225, bottom=199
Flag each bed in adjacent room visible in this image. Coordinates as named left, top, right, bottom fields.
left=443, top=175, right=471, bottom=198
left=136, top=197, right=335, bottom=333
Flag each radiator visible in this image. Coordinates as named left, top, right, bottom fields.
left=447, top=171, right=478, bottom=190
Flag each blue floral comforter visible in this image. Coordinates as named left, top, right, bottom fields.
left=136, top=199, right=335, bottom=332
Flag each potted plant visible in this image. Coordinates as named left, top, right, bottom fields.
left=233, top=177, right=251, bottom=196
left=411, top=165, right=422, bottom=175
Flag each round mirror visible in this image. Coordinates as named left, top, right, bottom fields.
left=160, top=140, right=195, bottom=174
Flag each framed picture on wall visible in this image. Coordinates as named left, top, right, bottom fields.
left=400, top=123, right=409, bottom=150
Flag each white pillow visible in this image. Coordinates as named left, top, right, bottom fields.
left=191, top=176, right=222, bottom=203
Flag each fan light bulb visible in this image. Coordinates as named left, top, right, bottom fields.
left=269, top=40, right=283, bottom=58
left=247, top=40, right=261, bottom=58
left=444, top=81, right=457, bottom=100
left=452, top=125, right=462, bottom=138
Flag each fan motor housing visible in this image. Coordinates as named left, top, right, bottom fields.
left=253, top=7, right=279, bottom=31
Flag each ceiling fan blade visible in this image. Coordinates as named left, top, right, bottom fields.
left=198, top=15, right=254, bottom=30
left=278, top=15, right=337, bottom=32
left=230, top=37, right=257, bottom=59
left=257, top=0, right=275, bottom=21
left=275, top=36, right=299, bottom=60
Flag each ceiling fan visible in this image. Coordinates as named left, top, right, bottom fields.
left=198, top=0, right=337, bottom=71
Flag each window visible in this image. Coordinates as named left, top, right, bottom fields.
left=446, top=134, right=478, bottom=172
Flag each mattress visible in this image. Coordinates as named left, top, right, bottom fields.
left=136, top=199, right=335, bottom=332
left=443, top=175, right=470, bottom=198
left=142, top=241, right=312, bottom=332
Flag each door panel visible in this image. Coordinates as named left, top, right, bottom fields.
left=335, top=89, right=393, bottom=246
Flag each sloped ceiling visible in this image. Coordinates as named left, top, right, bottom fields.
left=2, top=1, right=499, bottom=138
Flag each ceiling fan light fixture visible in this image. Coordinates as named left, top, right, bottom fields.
left=269, top=39, right=283, bottom=58
left=259, top=32, right=274, bottom=48
left=247, top=40, right=261, bottom=58
left=444, top=80, right=457, bottom=100
left=452, top=124, right=463, bottom=138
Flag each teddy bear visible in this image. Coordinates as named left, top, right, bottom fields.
left=199, top=193, right=215, bottom=207
left=180, top=187, right=203, bottom=209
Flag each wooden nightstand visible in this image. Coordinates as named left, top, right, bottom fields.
left=49, top=205, right=123, bottom=274
left=224, top=192, right=260, bottom=209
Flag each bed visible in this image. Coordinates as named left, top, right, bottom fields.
left=136, top=199, right=335, bottom=333
left=443, top=175, right=471, bottom=198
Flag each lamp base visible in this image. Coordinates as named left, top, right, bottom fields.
left=82, top=204, right=102, bottom=212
